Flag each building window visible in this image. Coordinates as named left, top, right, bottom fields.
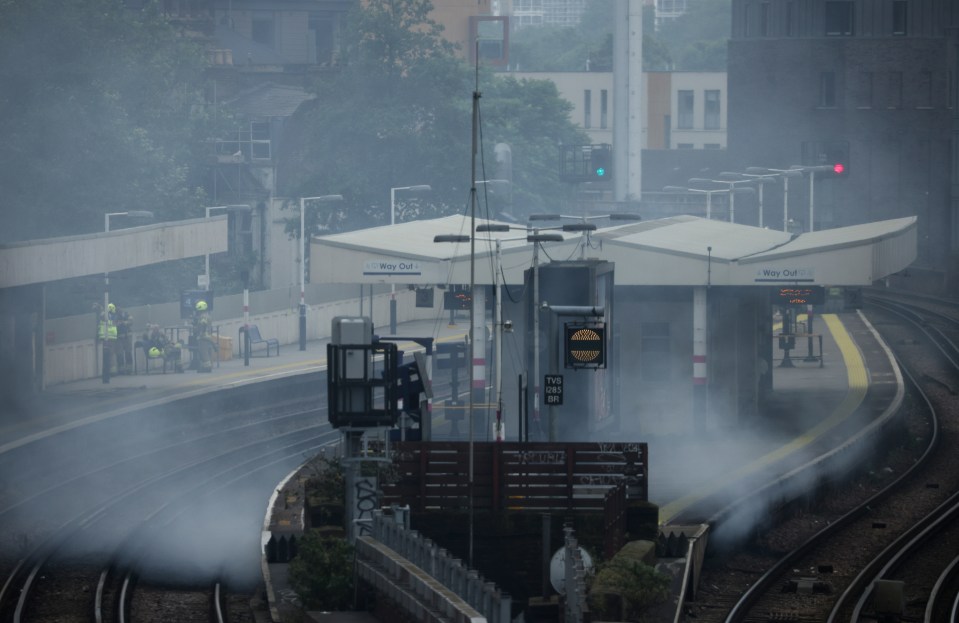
left=820, top=72, right=836, bottom=107
left=251, top=121, right=271, bottom=159
left=704, top=143, right=721, bottom=149
left=677, top=143, right=695, bottom=149
left=600, top=89, right=608, bottom=129
left=892, top=1, right=907, bottom=35
left=677, top=90, right=694, bottom=129
left=251, top=15, right=275, bottom=48
left=584, top=89, right=592, bottom=129
left=917, top=70, right=932, bottom=108
left=472, top=17, right=508, bottom=66
left=786, top=1, right=795, bottom=36
left=760, top=2, right=770, bottom=36
left=824, top=1, right=854, bottom=36
left=888, top=71, right=902, bottom=108
left=640, top=322, right=671, bottom=381
left=857, top=71, right=873, bottom=108
left=704, top=90, right=721, bottom=129
left=309, top=13, right=336, bottom=64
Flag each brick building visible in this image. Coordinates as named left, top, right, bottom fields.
left=726, top=0, right=959, bottom=267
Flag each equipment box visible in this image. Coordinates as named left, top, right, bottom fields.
left=218, top=336, right=233, bottom=361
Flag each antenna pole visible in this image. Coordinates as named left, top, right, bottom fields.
left=467, top=48, right=481, bottom=569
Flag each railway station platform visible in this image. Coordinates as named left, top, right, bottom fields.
left=0, top=318, right=469, bottom=453
left=0, top=310, right=902, bottom=622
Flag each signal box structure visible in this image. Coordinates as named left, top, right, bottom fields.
left=327, top=317, right=398, bottom=429
left=533, top=260, right=616, bottom=440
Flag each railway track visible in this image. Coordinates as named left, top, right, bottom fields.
left=681, top=294, right=959, bottom=623
left=0, top=360, right=466, bottom=623
left=0, top=377, right=336, bottom=623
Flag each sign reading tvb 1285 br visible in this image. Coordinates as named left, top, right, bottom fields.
left=544, top=374, right=564, bottom=406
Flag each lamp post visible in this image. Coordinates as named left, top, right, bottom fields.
left=733, top=170, right=780, bottom=228
left=475, top=224, right=510, bottom=442
left=389, top=185, right=431, bottom=333
left=299, top=195, right=344, bottom=350
left=475, top=223, right=565, bottom=442
left=663, top=186, right=727, bottom=219
left=529, top=213, right=637, bottom=260
left=102, top=210, right=153, bottom=383
left=689, top=178, right=756, bottom=224
left=747, top=168, right=804, bottom=231
left=789, top=165, right=833, bottom=232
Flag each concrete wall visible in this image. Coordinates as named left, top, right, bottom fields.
left=614, top=285, right=767, bottom=436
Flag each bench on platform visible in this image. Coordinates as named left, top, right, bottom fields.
left=244, top=324, right=279, bottom=357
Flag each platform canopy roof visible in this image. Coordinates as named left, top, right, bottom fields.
left=310, top=214, right=917, bottom=287
left=0, top=218, right=227, bottom=289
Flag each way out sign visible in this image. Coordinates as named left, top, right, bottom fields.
left=544, top=374, right=564, bottom=405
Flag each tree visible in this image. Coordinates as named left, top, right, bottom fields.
left=657, top=0, right=730, bottom=71
left=0, top=0, right=222, bottom=315
left=509, top=0, right=615, bottom=72
left=288, top=531, right=355, bottom=610
left=279, top=0, right=589, bottom=232
left=0, top=0, right=212, bottom=244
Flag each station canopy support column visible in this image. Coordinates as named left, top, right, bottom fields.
left=693, top=286, right=708, bottom=431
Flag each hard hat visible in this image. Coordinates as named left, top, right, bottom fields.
left=107, top=303, right=116, bottom=312
left=195, top=300, right=208, bottom=311
left=149, top=346, right=161, bottom=358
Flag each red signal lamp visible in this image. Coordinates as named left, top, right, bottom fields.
left=833, top=163, right=845, bottom=175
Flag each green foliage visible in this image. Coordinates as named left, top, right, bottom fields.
left=508, top=1, right=615, bottom=72
left=656, top=0, right=730, bottom=70
left=479, top=76, right=588, bottom=216
left=588, top=557, right=672, bottom=619
left=288, top=531, right=355, bottom=611
left=280, top=0, right=588, bottom=228
left=0, top=0, right=212, bottom=243
left=304, top=455, right=347, bottom=504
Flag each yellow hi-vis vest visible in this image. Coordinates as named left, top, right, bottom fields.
left=98, top=320, right=118, bottom=340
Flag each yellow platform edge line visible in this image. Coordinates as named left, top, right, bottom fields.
left=658, top=313, right=868, bottom=525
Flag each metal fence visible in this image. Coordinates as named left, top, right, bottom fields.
left=355, top=508, right=512, bottom=623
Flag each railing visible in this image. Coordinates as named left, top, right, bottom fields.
left=382, top=441, right=649, bottom=513
left=602, top=481, right=627, bottom=559
left=563, top=525, right=590, bottom=623
left=355, top=509, right=511, bottom=623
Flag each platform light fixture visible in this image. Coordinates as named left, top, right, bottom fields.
left=789, top=165, right=834, bottom=232
left=664, top=186, right=728, bottom=220
left=746, top=168, right=804, bottom=231
left=688, top=178, right=756, bottom=224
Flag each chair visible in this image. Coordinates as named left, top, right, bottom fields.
left=245, top=324, right=279, bottom=357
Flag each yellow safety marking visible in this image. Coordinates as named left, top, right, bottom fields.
left=658, top=313, right=868, bottom=525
